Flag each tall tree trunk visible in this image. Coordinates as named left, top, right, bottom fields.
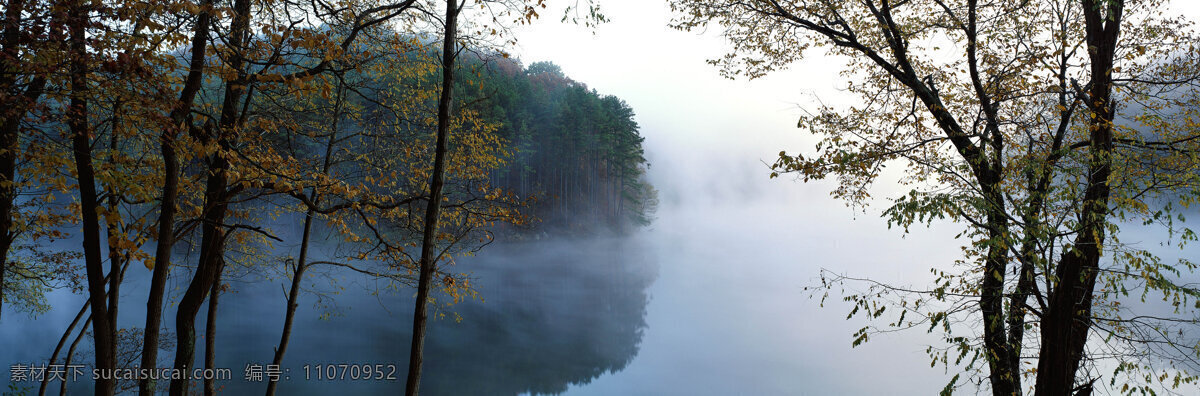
left=962, top=2, right=1019, bottom=393
left=204, top=266, right=222, bottom=396
left=67, top=2, right=117, bottom=395
left=1006, top=123, right=1070, bottom=390
left=0, top=0, right=48, bottom=322
left=0, top=0, right=21, bottom=325
left=264, top=214, right=313, bottom=396
left=41, top=258, right=128, bottom=396
left=104, top=103, right=124, bottom=358
left=405, top=1, right=459, bottom=394
left=1003, top=12, right=1078, bottom=388
left=139, top=2, right=212, bottom=394
left=979, top=183, right=1016, bottom=396
left=1034, top=1, right=1121, bottom=395
left=167, top=168, right=229, bottom=396
left=62, top=314, right=92, bottom=396
left=40, top=300, right=90, bottom=396
left=1006, top=194, right=1046, bottom=385
left=169, top=0, right=250, bottom=392
left=265, top=82, right=342, bottom=396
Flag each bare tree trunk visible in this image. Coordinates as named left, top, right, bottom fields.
left=67, top=2, right=117, bottom=394
left=40, top=300, right=90, bottom=396
left=265, top=82, right=343, bottom=396
left=204, top=267, right=222, bottom=396
left=61, top=314, right=92, bottom=396
left=104, top=103, right=124, bottom=362
left=263, top=218, right=311, bottom=396
left=41, top=258, right=128, bottom=396
left=0, top=0, right=22, bottom=325
left=1034, top=1, right=1122, bottom=394
left=404, top=1, right=459, bottom=394
left=169, top=0, right=250, bottom=392
left=0, top=0, right=48, bottom=323
left=139, top=2, right=212, bottom=395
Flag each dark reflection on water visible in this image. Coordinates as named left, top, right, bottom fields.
left=0, top=236, right=657, bottom=395
left=421, top=238, right=656, bottom=395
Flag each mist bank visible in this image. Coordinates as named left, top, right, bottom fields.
left=0, top=236, right=657, bottom=395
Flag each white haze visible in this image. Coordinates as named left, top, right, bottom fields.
left=2, top=1, right=1198, bottom=395
left=504, top=1, right=1200, bottom=394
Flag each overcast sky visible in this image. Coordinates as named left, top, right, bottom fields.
left=507, top=0, right=1200, bottom=207
left=509, top=0, right=828, bottom=207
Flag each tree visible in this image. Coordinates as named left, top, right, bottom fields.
left=0, top=0, right=63, bottom=323
left=1034, top=2, right=1123, bottom=394
left=7, top=1, right=194, bottom=394
left=404, top=1, right=461, bottom=392
left=154, top=1, right=428, bottom=394
left=138, top=0, right=211, bottom=394
left=671, top=0, right=1200, bottom=394
left=401, top=2, right=610, bottom=394
left=0, top=0, right=41, bottom=322
left=65, top=0, right=119, bottom=393
left=458, top=57, right=654, bottom=232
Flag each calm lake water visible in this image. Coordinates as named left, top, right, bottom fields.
left=2, top=190, right=965, bottom=395
left=3, top=116, right=975, bottom=395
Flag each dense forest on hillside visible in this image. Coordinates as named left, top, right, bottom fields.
left=463, top=59, right=656, bottom=233
left=268, top=50, right=656, bottom=236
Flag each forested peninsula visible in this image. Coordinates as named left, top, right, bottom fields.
left=0, top=3, right=652, bottom=390
left=460, top=58, right=657, bottom=233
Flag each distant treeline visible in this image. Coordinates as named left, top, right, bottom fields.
left=271, top=50, right=656, bottom=235
left=460, top=59, right=657, bottom=233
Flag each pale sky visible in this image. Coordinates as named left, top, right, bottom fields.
left=509, top=0, right=1200, bottom=207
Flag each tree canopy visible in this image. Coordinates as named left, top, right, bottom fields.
left=672, top=0, right=1200, bottom=394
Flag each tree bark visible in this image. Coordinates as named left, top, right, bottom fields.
left=204, top=267, right=222, bottom=396
left=139, top=1, right=212, bottom=394
left=0, top=0, right=48, bottom=322
left=168, top=0, right=250, bottom=392
left=405, top=1, right=459, bottom=394
left=40, top=300, right=90, bottom=396
left=265, top=81, right=342, bottom=396
left=61, top=313, right=92, bottom=396
left=0, top=0, right=22, bottom=325
left=104, top=103, right=124, bottom=364
left=67, top=2, right=117, bottom=394
left=1034, top=1, right=1122, bottom=394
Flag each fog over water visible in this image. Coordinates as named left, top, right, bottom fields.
left=4, top=1, right=1200, bottom=395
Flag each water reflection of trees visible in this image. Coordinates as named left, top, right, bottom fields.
left=27, top=237, right=656, bottom=395
left=420, top=238, right=657, bottom=396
